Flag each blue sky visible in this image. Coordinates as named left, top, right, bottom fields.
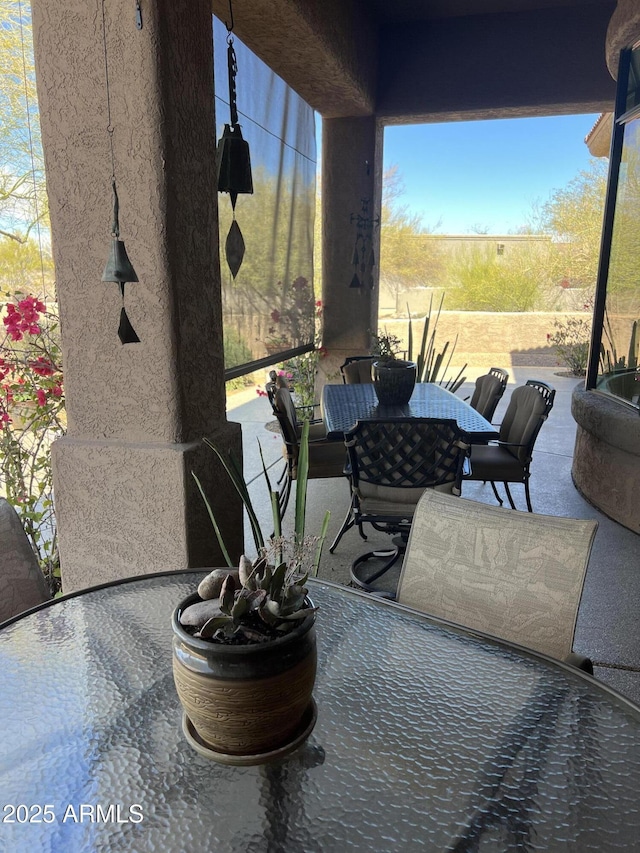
left=382, top=114, right=602, bottom=234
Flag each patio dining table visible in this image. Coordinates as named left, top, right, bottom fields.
left=321, top=381, right=498, bottom=442
left=1, top=570, right=640, bottom=851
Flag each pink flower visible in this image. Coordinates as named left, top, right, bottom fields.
left=256, top=388, right=267, bottom=397
left=0, top=408, right=10, bottom=425
left=51, top=383, right=63, bottom=398
left=3, top=295, right=45, bottom=339
left=30, top=357, right=56, bottom=377
left=36, top=388, right=47, bottom=407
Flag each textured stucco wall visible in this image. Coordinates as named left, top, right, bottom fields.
left=210, top=0, right=377, bottom=118
left=607, top=0, right=640, bottom=75
left=32, top=0, right=243, bottom=590
left=572, top=387, right=640, bottom=534
left=321, top=116, right=381, bottom=361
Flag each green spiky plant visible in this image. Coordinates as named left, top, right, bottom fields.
left=408, top=294, right=467, bottom=392
left=188, top=422, right=330, bottom=643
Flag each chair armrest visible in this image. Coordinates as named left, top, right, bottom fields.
left=295, top=403, right=322, bottom=425
left=494, top=440, right=528, bottom=450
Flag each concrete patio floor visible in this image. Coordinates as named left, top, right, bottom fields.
left=228, top=367, right=640, bottom=705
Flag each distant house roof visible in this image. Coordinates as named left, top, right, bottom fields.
left=585, top=113, right=613, bottom=157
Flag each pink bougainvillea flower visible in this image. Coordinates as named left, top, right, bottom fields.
left=0, top=408, right=10, bottom=425
left=318, top=346, right=328, bottom=357
left=3, top=295, right=45, bottom=339
left=315, top=300, right=322, bottom=308
left=51, top=383, right=63, bottom=398
left=30, top=357, right=56, bottom=377
left=256, top=388, right=267, bottom=397
left=36, top=388, right=47, bottom=407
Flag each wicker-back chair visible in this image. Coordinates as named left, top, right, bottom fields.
left=328, top=417, right=470, bottom=591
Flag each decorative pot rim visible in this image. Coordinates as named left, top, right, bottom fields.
left=172, top=591, right=316, bottom=656
left=373, top=358, right=417, bottom=369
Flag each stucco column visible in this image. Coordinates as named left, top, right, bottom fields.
left=606, top=0, right=640, bottom=76
left=31, top=0, right=242, bottom=591
left=320, top=116, right=382, bottom=384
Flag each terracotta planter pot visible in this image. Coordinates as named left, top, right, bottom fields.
left=172, top=593, right=316, bottom=758
left=372, top=359, right=417, bottom=405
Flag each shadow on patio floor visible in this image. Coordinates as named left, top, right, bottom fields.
left=228, top=367, right=640, bottom=705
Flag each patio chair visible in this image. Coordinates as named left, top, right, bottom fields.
left=0, top=498, right=51, bottom=624
left=469, top=367, right=509, bottom=421
left=340, top=356, right=376, bottom=384
left=328, top=417, right=470, bottom=591
left=397, top=489, right=598, bottom=670
left=272, top=386, right=347, bottom=517
left=466, top=379, right=555, bottom=512
left=265, top=370, right=319, bottom=423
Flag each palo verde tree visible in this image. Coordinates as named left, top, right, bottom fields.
left=0, top=1, right=49, bottom=247
left=379, top=164, right=445, bottom=302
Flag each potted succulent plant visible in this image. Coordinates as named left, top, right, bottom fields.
left=172, top=423, right=330, bottom=764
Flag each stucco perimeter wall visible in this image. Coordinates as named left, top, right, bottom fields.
left=378, top=312, right=578, bottom=369
left=572, top=387, right=640, bottom=534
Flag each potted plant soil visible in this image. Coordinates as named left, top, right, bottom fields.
left=172, top=424, right=329, bottom=764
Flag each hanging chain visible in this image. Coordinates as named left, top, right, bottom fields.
left=101, top=0, right=117, bottom=182
left=227, top=37, right=239, bottom=127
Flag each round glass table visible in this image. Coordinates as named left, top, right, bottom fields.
left=1, top=571, right=639, bottom=852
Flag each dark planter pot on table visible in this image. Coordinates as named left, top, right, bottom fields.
left=372, top=359, right=417, bottom=405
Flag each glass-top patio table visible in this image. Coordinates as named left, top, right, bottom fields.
left=321, top=382, right=499, bottom=442
left=1, top=570, right=640, bottom=851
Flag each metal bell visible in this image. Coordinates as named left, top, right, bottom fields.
left=217, top=123, right=253, bottom=204
left=102, top=238, right=139, bottom=284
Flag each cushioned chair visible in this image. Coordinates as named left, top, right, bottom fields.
left=397, top=490, right=597, bottom=670
left=265, top=370, right=318, bottom=423
left=466, top=379, right=555, bottom=512
left=272, top=386, right=347, bottom=517
left=340, top=356, right=376, bottom=384
left=328, top=417, right=470, bottom=591
left=469, top=367, right=509, bottom=421
left=0, top=498, right=51, bottom=624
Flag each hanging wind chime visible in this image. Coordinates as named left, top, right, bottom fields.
left=349, top=197, right=379, bottom=290
left=100, top=0, right=140, bottom=344
left=217, top=0, right=253, bottom=279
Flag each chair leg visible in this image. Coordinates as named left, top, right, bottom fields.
left=503, top=482, right=517, bottom=510
left=350, top=546, right=403, bottom=591
left=490, top=481, right=504, bottom=506
left=524, top=478, right=533, bottom=513
left=329, top=505, right=356, bottom=553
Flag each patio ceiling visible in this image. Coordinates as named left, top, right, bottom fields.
left=211, top=0, right=616, bottom=121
